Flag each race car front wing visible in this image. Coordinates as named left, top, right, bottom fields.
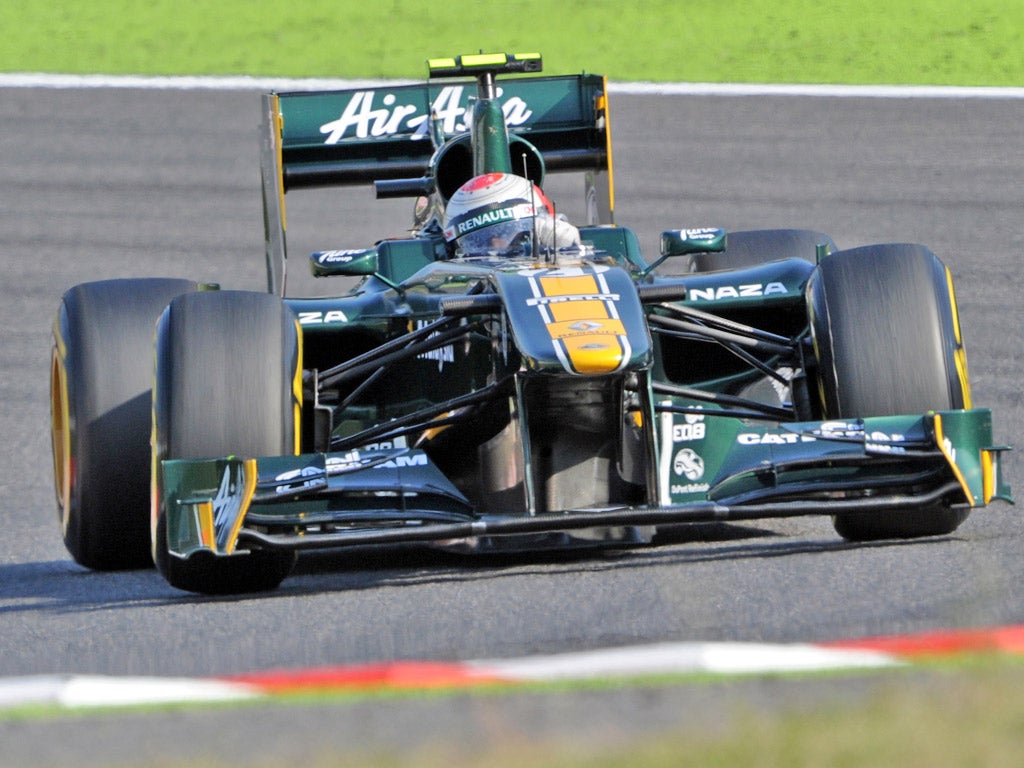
left=160, top=409, right=1011, bottom=561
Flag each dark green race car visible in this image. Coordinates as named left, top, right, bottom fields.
left=50, top=53, right=1011, bottom=594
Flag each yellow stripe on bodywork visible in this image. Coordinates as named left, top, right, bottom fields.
left=598, top=76, right=615, bottom=221
left=224, top=458, right=258, bottom=555
left=196, top=500, right=215, bottom=549
left=548, top=299, right=607, bottom=323
left=537, top=273, right=627, bottom=374
left=292, top=317, right=303, bottom=456
left=271, top=94, right=287, bottom=232
left=540, top=275, right=600, bottom=297
left=933, top=413, right=973, bottom=505
left=982, top=449, right=995, bottom=504
left=546, top=318, right=627, bottom=339
left=945, top=267, right=972, bottom=409
left=559, top=335, right=627, bottom=374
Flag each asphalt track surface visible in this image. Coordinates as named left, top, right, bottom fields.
left=1, top=86, right=1022, bottom=764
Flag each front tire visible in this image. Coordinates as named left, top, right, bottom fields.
left=153, top=290, right=301, bottom=594
left=51, top=278, right=197, bottom=570
left=807, top=243, right=971, bottom=540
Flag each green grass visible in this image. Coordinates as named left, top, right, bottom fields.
left=1, top=0, right=1021, bottom=85
left=395, top=662, right=1024, bottom=768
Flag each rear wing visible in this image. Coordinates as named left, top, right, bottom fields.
left=260, top=73, right=614, bottom=294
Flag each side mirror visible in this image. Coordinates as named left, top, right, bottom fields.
left=660, top=228, right=727, bottom=257
left=310, top=248, right=379, bottom=278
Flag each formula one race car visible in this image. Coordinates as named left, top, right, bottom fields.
left=50, top=52, right=1011, bottom=594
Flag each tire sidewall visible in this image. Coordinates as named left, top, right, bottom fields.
left=52, top=278, right=197, bottom=570
left=806, top=244, right=971, bottom=539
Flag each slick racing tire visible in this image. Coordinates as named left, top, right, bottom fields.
left=686, top=229, right=836, bottom=273
left=153, top=290, right=300, bottom=594
left=51, top=278, right=197, bottom=570
left=807, top=243, right=972, bottom=540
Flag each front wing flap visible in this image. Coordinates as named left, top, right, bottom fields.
left=658, top=409, right=1010, bottom=509
left=162, top=447, right=476, bottom=560
left=160, top=410, right=1010, bottom=561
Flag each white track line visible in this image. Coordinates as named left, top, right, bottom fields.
left=614, top=81, right=1024, bottom=99
left=0, top=674, right=258, bottom=710
left=0, top=73, right=408, bottom=91
left=1, top=72, right=1022, bottom=99
left=468, top=641, right=899, bottom=681
left=0, top=641, right=897, bottom=711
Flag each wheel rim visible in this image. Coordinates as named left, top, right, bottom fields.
left=50, top=347, right=73, bottom=535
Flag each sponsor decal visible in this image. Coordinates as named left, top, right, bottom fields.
left=359, top=437, right=408, bottom=451
left=737, top=422, right=907, bottom=446
left=375, top=453, right=429, bottom=469
left=211, top=463, right=252, bottom=552
left=671, top=482, right=711, bottom=494
left=273, top=442, right=419, bottom=485
left=212, top=465, right=242, bottom=531
left=525, top=293, right=620, bottom=307
left=273, top=464, right=325, bottom=495
left=455, top=203, right=534, bottom=236
left=678, top=228, right=722, bottom=241
left=737, top=432, right=816, bottom=446
left=687, top=282, right=787, bottom=301
left=321, top=446, right=429, bottom=475
left=414, top=319, right=455, bottom=371
left=314, top=249, right=369, bottom=265
left=319, top=85, right=533, bottom=144
left=673, top=448, right=705, bottom=481
left=522, top=268, right=631, bottom=374
left=298, top=310, right=349, bottom=325
left=813, top=421, right=863, bottom=438
left=865, top=441, right=908, bottom=456
left=812, top=421, right=905, bottom=443
left=324, top=452, right=367, bottom=473
left=672, top=409, right=706, bottom=442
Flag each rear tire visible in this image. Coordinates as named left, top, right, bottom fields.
left=807, top=243, right=971, bottom=540
left=51, top=278, right=197, bottom=570
left=153, top=290, right=300, bottom=594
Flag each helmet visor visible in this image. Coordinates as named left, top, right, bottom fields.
left=456, top=218, right=535, bottom=256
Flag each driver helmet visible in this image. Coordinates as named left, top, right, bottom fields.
left=443, top=173, right=553, bottom=257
